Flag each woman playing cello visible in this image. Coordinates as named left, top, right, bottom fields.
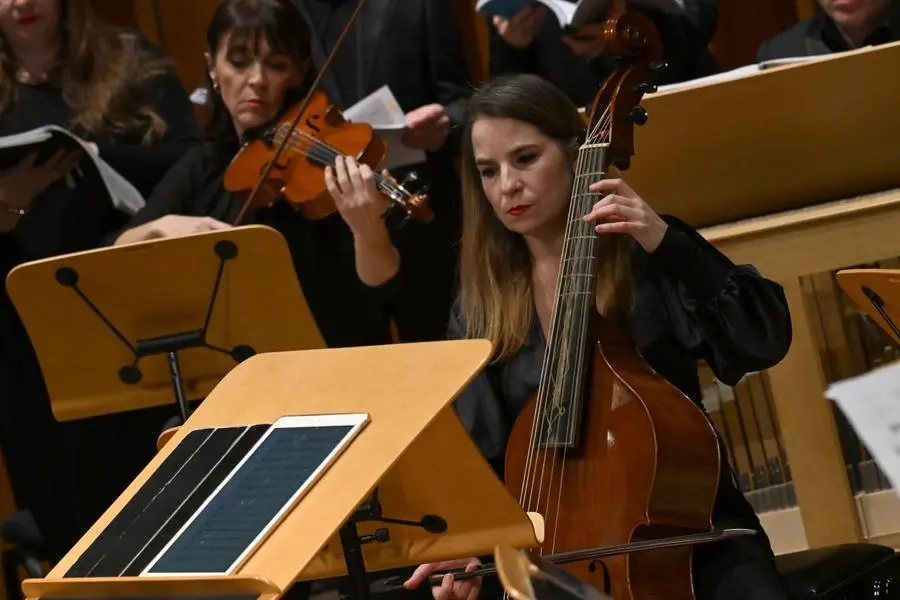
left=114, top=0, right=429, bottom=350
left=403, top=73, right=792, bottom=600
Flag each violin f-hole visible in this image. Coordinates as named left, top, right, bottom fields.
left=305, top=114, right=322, bottom=133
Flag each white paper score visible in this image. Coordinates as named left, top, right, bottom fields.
left=826, top=361, right=900, bottom=492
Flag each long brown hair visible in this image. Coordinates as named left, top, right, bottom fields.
left=0, top=0, right=172, bottom=142
left=458, top=74, right=634, bottom=361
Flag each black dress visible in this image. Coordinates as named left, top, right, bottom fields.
left=451, top=216, right=793, bottom=600
left=117, top=142, right=428, bottom=350
left=297, top=0, right=473, bottom=343
left=489, top=0, right=721, bottom=109
left=0, top=33, right=199, bottom=562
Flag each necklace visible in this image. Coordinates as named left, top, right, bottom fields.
left=15, top=66, right=52, bottom=84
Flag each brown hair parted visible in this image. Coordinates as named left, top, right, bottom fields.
left=458, top=73, right=634, bottom=361
left=0, top=0, right=174, bottom=143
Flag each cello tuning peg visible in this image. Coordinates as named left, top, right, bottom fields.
left=626, top=106, right=648, bottom=125
left=634, top=82, right=657, bottom=94
left=648, top=60, right=669, bottom=72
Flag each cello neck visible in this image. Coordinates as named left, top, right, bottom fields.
left=534, top=140, right=611, bottom=451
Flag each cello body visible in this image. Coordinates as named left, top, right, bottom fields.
left=505, top=315, right=721, bottom=600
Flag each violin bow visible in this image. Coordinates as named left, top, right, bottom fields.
left=232, top=0, right=368, bottom=226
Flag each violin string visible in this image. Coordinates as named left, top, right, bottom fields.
left=523, top=106, right=612, bottom=558
left=273, top=127, right=407, bottom=198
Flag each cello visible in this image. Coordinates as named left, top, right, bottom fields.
left=371, top=10, right=738, bottom=599
left=501, top=10, right=722, bottom=600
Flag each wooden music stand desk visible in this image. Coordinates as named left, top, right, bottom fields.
left=623, top=40, right=900, bottom=229
left=21, top=340, right=543, bottom=600
left=836, top=269, right=900, bottom=344
left=5, top=225, right=322, bottom=423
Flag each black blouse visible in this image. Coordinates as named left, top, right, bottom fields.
left=451, top=215, right=792, bottom=525
left=489, top=1, right=721, bottom=108
left=118, top=144, right=432, bottom=349
left=0, top=32, right=199, bottom=561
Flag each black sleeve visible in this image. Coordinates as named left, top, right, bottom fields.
left=488, top=24, right=540, bottom=77
left=358, top=233, right=405, bottom=310
left=423, top=0, right=474, bottom=147
left=104, top=148, right=203, bottom=244
left=648, top=215, right=793, bottom=385
left=95, top=37, right=200, bottom=196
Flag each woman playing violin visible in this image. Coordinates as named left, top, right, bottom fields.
left=114, top=0, right=413, bottom=350
left=404, top=74, right=792, bottom=600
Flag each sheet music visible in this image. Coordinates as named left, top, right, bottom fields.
left=655, top=48, right=871, bottom=94
left=826, top=361, right=900, bottom=491
left=0, top=125, right=146, bottom=215
left=343, top=85, right=427, bottom=170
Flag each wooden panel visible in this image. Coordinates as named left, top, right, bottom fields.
left=90, top=0, right=138, bottom=29
left=132, top=0, right=219, bottom=93
left=452, top=0, right=490, bottom=84
left=709, top=0, right=801, bottom=69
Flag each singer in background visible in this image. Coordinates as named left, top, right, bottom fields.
left=0, top=0, right=198, bottom=562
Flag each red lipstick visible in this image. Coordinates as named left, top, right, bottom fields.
left=507, top=205, right=530, bottom=216
left=17, top=15, right=39, bottom=26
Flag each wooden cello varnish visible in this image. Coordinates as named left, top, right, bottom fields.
left=503, top=12, right=722, bottom=600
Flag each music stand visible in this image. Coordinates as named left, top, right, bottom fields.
left=836, top=269, right=900, bottom=344
left=21, top=340, right=544, bottom=600
left=5, top=225, right=323, bottom=424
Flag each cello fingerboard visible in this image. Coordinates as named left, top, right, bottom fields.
left=536, top=143, right=609, bottom=451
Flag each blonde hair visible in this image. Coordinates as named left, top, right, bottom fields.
left=0, top=0, right=171, bottom=142
left=458, top=74, right=634, bottom=361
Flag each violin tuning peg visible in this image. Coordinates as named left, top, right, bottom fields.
left=634, top=82, right=657, bottom=94
left=648, top=60, right=669, bottom=72
left=400, top=172, right=419, bottom=188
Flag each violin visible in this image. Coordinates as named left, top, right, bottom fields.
left=221, top=0, right=432, bottom=227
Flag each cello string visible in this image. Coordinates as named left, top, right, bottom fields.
left=523, top=106, right=609, bottom=515
left=545, top=108, right=612, bottom=555
left=524, top=107, right=612, bottom=556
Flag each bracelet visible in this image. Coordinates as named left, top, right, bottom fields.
left=0, top=202, right=28, bottom=216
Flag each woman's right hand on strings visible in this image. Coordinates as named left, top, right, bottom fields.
left=0, top=150, right=82, bottom=210
left=493, top=5, right=546, bottom=49
left=404, top=558, right=482, bottom=600
left=144, top=215, right=231, bottom=240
